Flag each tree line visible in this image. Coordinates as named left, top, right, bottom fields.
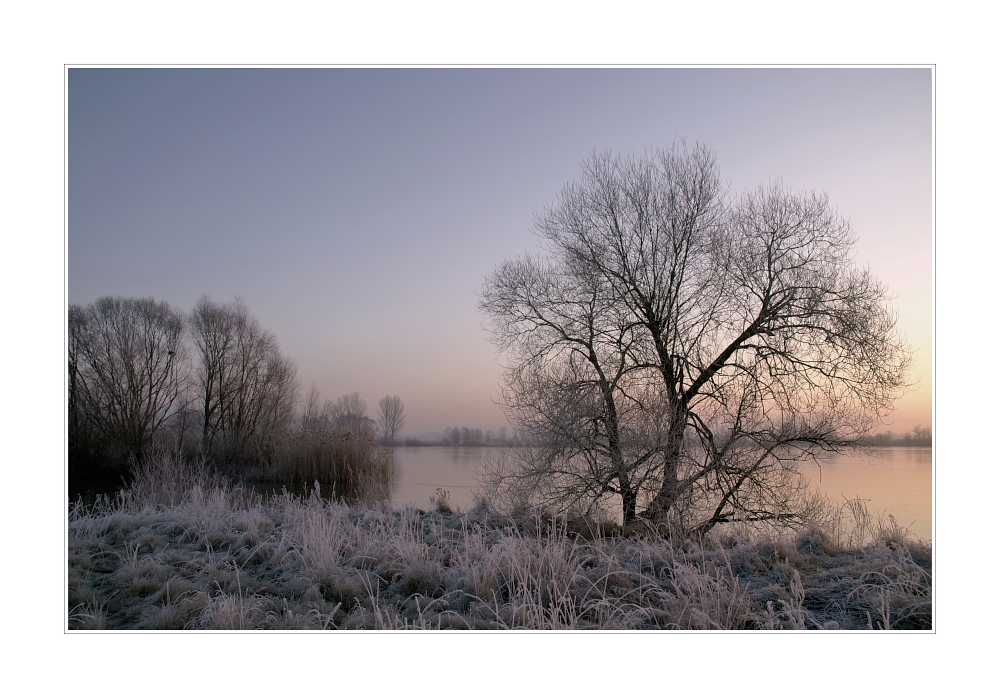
left=69, top=295, right=405, bottom=476
left=438, top=426, right=514, bottom=447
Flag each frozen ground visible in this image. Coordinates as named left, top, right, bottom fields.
left=68, top=476, right=931, bottom=630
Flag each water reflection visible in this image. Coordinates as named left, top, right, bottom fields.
left=390, top=446, right=933, bottom=541
left=390, top=446, right=489, bottom=511
left=809, top=447, right=931, bottom=541
left=69, top=446, right=931, bottom=542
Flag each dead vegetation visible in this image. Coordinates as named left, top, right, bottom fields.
left=68, top=452, right=930, bottom=630
left=267, top=430, right=393, bottom=505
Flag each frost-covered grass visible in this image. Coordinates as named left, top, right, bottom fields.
left=68, top=453, right=931, bottom=630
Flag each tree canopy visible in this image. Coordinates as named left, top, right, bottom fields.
left=69, top=296, right=187, bottom=460
left=479, top=142, right=911, bottom=530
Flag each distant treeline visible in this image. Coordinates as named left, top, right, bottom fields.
left=402, top=424, right=932, bottom=450
left=407, top=426, right=516, bottom=447
left=69, top=295, right=406, bottom=493
left=863, top=425, right=932, bottom=447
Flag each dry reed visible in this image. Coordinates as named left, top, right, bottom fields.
left=269, top=431, right=392, bottom=505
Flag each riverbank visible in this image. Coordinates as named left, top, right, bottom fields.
left=68, top=474, right=931, bottom=630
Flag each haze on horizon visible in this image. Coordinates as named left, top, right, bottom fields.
left=68, top=67, right=932, bottom=438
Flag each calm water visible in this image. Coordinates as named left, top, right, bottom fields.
left=390, top=446, right=932, bottom=541
left=806, top=447, right=932, bottom=541
left=390, top=446, right=491, bottom=512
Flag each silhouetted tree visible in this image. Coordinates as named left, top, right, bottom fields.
left=480, top=143, right=911, bottom=529
left=301, top=383, right=323, bottom=432
left=189, top=296, right=298, bottom=461
left=69, top=304, right=99, bottom=467
left=497, top=426, right=510, bottom=446
left=377, top=395, right=406, bottom=444
left=329, top=392, right=374, bottom=437
left=461, top=427, right=484, bottom=446
left=71, top=296, right=187, bottom=462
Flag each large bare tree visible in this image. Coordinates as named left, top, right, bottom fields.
left=70, top=297, right=187, bottom=459
left=68, top=303, right=90, bottom=458
left=479, top=143, right=911, bottom=531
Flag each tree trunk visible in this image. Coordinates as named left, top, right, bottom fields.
left=644, top=402, right=686, bottom=519
left=621, top=483, right=638, bottom=524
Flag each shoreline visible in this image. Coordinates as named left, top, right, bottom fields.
left=68, top=485, right=931, bottom=630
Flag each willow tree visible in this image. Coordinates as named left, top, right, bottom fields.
left=479, top=143, right=911, bottom=531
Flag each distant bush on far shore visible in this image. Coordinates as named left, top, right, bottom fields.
left=439, top=426, right=515, bottom=447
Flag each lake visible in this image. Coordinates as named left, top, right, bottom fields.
left=806, top=447, right=932, bottom=541
left=389, top=446, right=932, bottom=541
left=389, top=445, right=491, bottom=512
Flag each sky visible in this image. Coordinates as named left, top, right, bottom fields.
left=68, top=67, right=932, bottom=437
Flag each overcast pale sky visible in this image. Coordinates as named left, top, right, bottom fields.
left=69, top=67, right=931, bottom=436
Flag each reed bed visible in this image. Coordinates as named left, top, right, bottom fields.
left=68, top=452, right=931, bottom=630
left=267, top=431, right=392, bottom=505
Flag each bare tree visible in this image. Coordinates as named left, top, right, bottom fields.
left=68, top=304, right=88, bottom=455
left=71, top=296, right=187, bottom=459
left=189, top=296, right=298, bottom=460
left=376, top=395, right=406, bottom=444
left=479, top=143, right=911, bottom=530
left=190, top=296, right=234, bottom=451
left=301, top=383, right=323, bottom=432
left=69, top=303, right=102, bottom=466
left=464, top=427, right=484, bottom=446
left=328, top=392, right=373, bottom=437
